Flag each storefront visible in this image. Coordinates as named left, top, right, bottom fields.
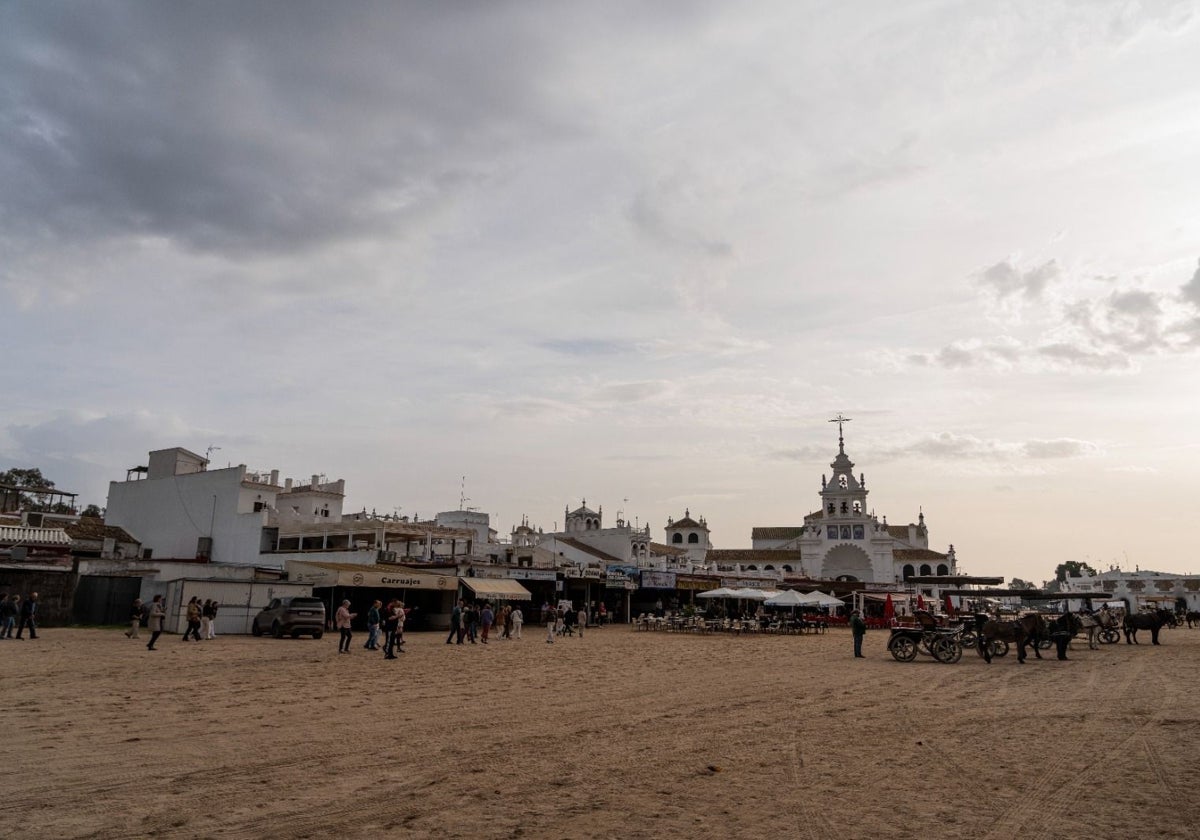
left=460, top=576, right=533, bottom=604
left=288, top=560, right=457, bottom=630
left=604, top=564, right=638, bottom=623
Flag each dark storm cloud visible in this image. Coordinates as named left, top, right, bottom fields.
left=0, top=2, right=576, bottom=258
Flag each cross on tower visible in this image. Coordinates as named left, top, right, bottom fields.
left=829, top=413, right=852, bottom=453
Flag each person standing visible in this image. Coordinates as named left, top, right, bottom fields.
left=125, top=598, right=144, bottom=639
left=199, top=599, right=213, bottom=641
left=480, top=602, right=494, bottom=644
left=394, top=601, right=408, bottom=652
left=447, top=599, right=463, bottom=645
left=15, top=592, right=38, bottom=640
left=335, top=600, right=356, bottom=653
left=511, top=606, right=523, bottom=639
left=465, top=603, right=479, bottom=644
left=599, top=602, right=607, bottom=625
left=545, top=610, right=555, bottom=644
left=850, top=609, right=867, bottom=658
left=365, top=600, right=382, bottom=650
left=146, top=595, right=165, bottom=650
left=500, top=605, right=512, bottom=640
left=206, top=600, right=219, bottom=639
left=0, top=594, right=16, bottom=639
left=577, top=606, right=587, bottom=638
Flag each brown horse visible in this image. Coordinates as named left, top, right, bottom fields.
left=974, top=613, right=1047, bottom=663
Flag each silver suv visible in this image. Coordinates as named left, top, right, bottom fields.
left=252, top=597, right=326, bottom=639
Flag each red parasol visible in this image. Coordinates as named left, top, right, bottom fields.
left=944, top=593, right=955, bottom=616
left=916, top=593, right=925, bottom=611
left=883, top=593, right=895, bottom=625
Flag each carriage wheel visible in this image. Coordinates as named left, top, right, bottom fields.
left=889, top=635, right=918, bottom=662
left=989, top=640, right=1009, bottom=658
left=1035, top=638, right=1053, bottom=650
left=931, top=637, right=962, bottom=664
left=1099, top=628, right=1120, bottom=645
left=959, top=629, right=977, bottom=648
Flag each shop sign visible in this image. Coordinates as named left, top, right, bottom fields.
left=508, top=569, right=556, bottom=581
left=675, top=574, right=719, bottom=591
left=640, top=571, right=676, bottom=589
left=470, top=567, right=506, bottom=579
left=720, top=578, right=775, bottom=589
left=606, top=564, right=641, bottom=589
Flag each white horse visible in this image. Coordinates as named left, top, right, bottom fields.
left=1076, top=609, right=1118, bottom=650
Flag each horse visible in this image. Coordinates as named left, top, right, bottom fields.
left=1076, top=609, right=1118, bottom=650
left=974, top=613, right=1047, bottom=664
left=1186, top=610, right=1200, bottom=629
left=1121, top=600, right=1173, bottom=645
left=1047, top=612, right=1083, bottom=659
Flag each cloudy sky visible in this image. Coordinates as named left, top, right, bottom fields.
left=3, top=1, right=1199, bottom=584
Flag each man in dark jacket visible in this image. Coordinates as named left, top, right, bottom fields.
left=850, top=609, right=867, bottom=658
left=16, top=592, right=38, bottom=639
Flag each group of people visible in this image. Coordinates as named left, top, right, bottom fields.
left=0, top=592, right=38, bottom=640
left=179, top=596, right=219, bottom=642
left=337, top=597, right=409, bottom=658
left=446, top=600, right=523, bottom=644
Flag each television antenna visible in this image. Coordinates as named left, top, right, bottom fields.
left=205, top=445, right=221, bottom=464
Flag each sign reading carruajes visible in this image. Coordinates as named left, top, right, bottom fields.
left=287, top=561, right=452, bottom=590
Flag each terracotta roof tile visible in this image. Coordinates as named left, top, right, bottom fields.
left=893, top=548, right=947, bottom=561
left=707, top=549, right=804, bottom=565
left=751, top=527, right=805, bottom=541
left=650, top=542, right=688, bottom=556
left=63, top=517, right=138, bottom=544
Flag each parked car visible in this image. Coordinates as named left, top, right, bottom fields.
left=251, top=597, right=326, bottom=639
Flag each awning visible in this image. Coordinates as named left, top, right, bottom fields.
left=461, top=577, right=532, bottom=601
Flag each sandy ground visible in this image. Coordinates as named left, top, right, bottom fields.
left=3, top=622, right=1199, bottom=839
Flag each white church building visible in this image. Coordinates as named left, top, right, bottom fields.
left=748, top=419, right=957, bottom=585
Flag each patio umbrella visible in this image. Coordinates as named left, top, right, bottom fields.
left=731, top=588, right=769, bottom=601
left=916, top=593, right=925, bottom=611
left=804, top=591, right=844, bottom=608
left=884, top=593, right=895, bottom=624
left=696, top=588, right=736, bottom=599
left=944, top=593, right=955, bottom=616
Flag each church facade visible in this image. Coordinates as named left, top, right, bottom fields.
left=749, top=420, right=957, bottom=585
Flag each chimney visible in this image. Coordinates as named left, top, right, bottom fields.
left=270, top=469, right=279, bottom=485
left=311, top=474, right=319, bottom=490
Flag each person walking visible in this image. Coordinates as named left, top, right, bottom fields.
left=511, top=606, right=523, bottom=640
left=500, top=605, right=512, bottom=640
left=335, top=600, right=356, bottom=654
left=15, top=592, right=38, bottom=640
left=146, top=595, right=165, bottom=650
left=577, top=606, right=587, bottom=638
left=383, top=600, right=405, bottom=659
left=545, top=610, right=555, bottom=644
left=446, top=599, right=463, bottom=645
left=394, top=601, right=408, bottom=651
left=182, top=597, right=202, bottom=641
left=125, top=598, right=144, bottom=639
left=206, top=600, right=219, bottom=639
left=480, top=602, right=494, bottom=644
left=465, top=603, right=479, bottom=644
left=365, top=600, right=382, bottom=650
left=0, top=594, right=16, bottom=639
left=850, top=609, right=867, bottom=658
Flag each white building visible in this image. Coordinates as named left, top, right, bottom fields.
left=745, top=422, right=957, bottom=584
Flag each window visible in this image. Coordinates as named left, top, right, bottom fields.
left=852, top=500, right=862, bottom=514
left=687, top=533, right=699, bottom=544
left=919, top=564, right=932, bottom=576
left=902, top=564, right=914, bottom=580
left=672, top=533, right=682, bottom=544
left=937, top=563, right=949, bottom=576
left=840, top=525, right=851, bottom=539
left=838, top=474, right=848, bottom=489
left=827, top=526, right=837, bottom=539
left=853, top=525, right=864, bottom=540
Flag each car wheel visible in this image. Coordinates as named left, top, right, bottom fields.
left=312, top=630, right=323, bottom=640
left=251, top=621, right=263, bottom=637
left=272, top=621, right=283, bottom=639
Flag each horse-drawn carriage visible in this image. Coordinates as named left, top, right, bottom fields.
left=887, top=611, right=965, bottom=663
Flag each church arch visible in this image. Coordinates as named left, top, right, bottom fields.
left=902, top=564, right=915, bottom=581
left=672, top=533, right=682, bottom=544
left=937, top=563, right=949, bottom=576
left=919, top=563, right=931, bottom=576
left=687, top=533, right=699, bottom=544
left=821, top=543, right=872, bottom=581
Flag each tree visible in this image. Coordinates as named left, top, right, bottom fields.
left=81, top=504, right=103, bottom=518
left=0, top=467, right=72, bottom=513
left=1009, top=578, right=1034, bottom=591
left=1054, top=560, right=1098, bottom=582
